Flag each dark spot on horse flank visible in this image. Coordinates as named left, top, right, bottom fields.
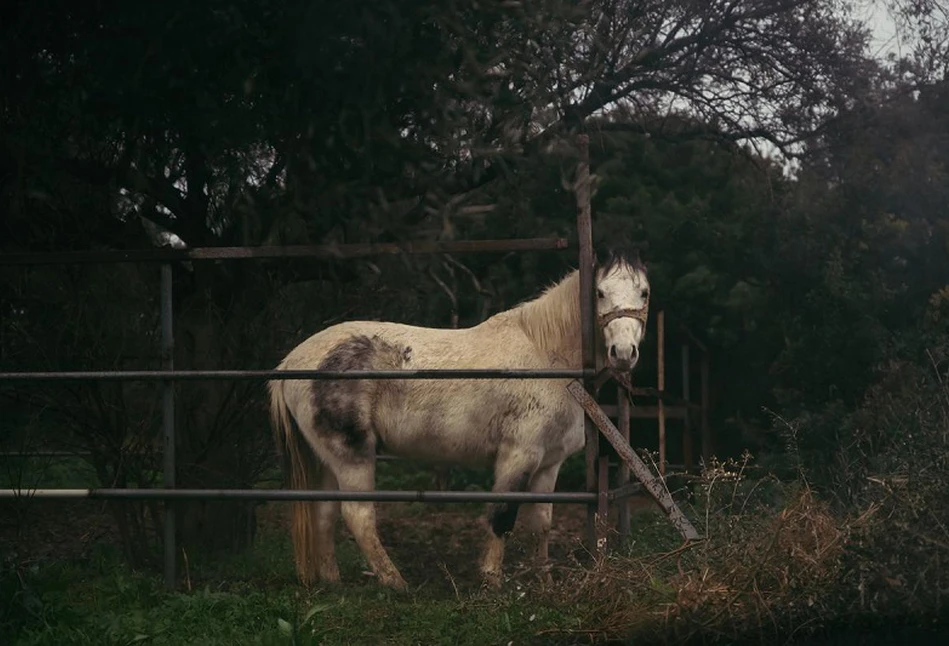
left=311, top=334, right=409, bottom=452
left=318, top=335, right=376, bottom=373
left=490, top=471, right=531, bottom=537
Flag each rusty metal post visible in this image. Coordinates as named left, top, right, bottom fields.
left=682, top=344, right=693, bottom=473
left=617, top=385, right=631, bottom=543
left=575, top=133, right=601, bottom=554
left=657, top=311, right=666, bottom=477
left=160, top=263, right=176, bottom=590
left=567, top=382, right=701, bottom=541
left=598, top=452, right=609, bottom=545
left=701, top=351, right=712, bottom=465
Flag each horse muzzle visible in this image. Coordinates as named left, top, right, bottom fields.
left=608, top=343, right=639, bottom=372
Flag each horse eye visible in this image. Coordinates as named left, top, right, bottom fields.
left=596, top=289, right=605, bottom=299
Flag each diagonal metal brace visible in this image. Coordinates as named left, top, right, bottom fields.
left=567, top=380, right=702, bottom=542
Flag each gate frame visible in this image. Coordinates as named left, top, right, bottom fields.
left=0, top=135, right=706, bottom=589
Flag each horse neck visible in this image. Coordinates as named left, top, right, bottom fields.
left=513, top=270, right=583, bottom=366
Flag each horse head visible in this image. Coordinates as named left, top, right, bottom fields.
left=595, top=247, right=650, bottom=372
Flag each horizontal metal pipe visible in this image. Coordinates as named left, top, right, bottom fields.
left=608, top=482, right=643, bottom=501
left=0, top=238, right=571, bottom=266
left=0, top=451, right=92, bottom=458
left=0, top=452, right=423, bottom=462
left=0, top=453, right=693, bottom=474
left=0, top=368, right=594, bottom=383
left=0, top=488, right=598, bottom=504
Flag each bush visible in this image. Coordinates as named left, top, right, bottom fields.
left=541, top=342, right=949, bottom=643
left=835, top=346, right=949, bottom=617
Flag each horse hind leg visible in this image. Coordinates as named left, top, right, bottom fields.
left=293, top=406, right=406, bottom=589
left=326, top=453, right=407, bottom=591
left=306, top=335, right=409, bottom=590
left=314, top=467, right=341, bottom=583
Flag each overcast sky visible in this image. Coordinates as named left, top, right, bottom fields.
left=857, top=1, right=904, bottom=60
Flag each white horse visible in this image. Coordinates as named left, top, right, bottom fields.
left=268, top=249, right=650, bottom=590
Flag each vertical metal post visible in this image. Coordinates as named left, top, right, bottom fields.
left=682, top=344, right=693, bottom=473
left=597, top=452, right=609, bottom=542
left=617, top=385, right=631, bottom=544
left=575, top=133, right=601, bottom=554
left=657, top=311, right=666, bottom=477
left=701, top=352, right=712, bottom=466
left=160, top=263, right=176, bottom=590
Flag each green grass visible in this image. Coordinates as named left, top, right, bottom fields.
left=0, top=452, right=589, bottom=644
left=5, top=559, right=581, bottom=646
left=3, top=522, right=582, bottom=646
left=0, top=452, right=677, bottom=645
left=8, top=470, right=949, bottom=645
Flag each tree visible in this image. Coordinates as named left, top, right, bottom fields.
left=0, top=0, right=881, bottom=564
left=880, top=0, right=949, bottom=82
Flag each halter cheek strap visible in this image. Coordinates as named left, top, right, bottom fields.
left=598, top=306, right=649, bottom=328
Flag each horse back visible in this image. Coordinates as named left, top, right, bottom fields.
left=278, top=318, right=583, bottom=466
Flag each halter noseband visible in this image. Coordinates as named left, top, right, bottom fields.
left=594, top=306, right=649, bottom=393
left=598, top=306, right=649, bottom=329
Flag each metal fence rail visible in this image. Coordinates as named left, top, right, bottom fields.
left=0, top=368, right=594, bottom=383
left=0, top=488, right=601, bottom=504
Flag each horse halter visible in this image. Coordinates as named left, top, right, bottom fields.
left=594, top=305, right=649, bottom=393
left=597, top=305, right=649, bottom=329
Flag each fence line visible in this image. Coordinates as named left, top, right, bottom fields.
left=0, top=488, right=603, bottom=504
left=1, top=136, right=698, bottom=589
left=1, top=233, right=585, bottom=590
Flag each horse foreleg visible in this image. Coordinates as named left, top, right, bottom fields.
left=480, top=451, right=540, bottom=588
left=334, top=461, right=408, bottom=591
left=521, top=461, right=563, bottom=583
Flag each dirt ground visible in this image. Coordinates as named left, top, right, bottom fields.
left=0, top=493, right=660, bottom=590
left=0, top=498, right=119, bottom=563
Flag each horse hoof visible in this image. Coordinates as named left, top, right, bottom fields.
left=381, top=574, right=409, bottom=592
left=319, top=566, right=341, bottom=584
left=480, top=570, right=503, bottom=590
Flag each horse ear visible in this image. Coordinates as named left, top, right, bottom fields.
left=593, top=247, right=605, bottom=268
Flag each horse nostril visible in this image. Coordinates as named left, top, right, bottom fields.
left=609, top=345, right=618, bottom=359
left=631, top=345, right=638, bottom=359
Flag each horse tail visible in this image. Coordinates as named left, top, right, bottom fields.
left=269, top=376, right=322, bottom=586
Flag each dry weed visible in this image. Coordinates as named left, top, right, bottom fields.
left=544, top=481, right=854, bottom=643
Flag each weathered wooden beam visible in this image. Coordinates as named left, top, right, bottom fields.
left=0, top=237, right=570, bottom=266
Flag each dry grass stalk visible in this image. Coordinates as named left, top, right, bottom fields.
left=541, top=484, right=853, bottom=643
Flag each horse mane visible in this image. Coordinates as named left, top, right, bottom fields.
left=599, top=247, right=646, bottom=275
left=509, top=270, right=582, bottom=364
left=504, top=250, right=645, bottom=362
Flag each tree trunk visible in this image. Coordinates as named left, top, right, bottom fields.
left=172, top=264, right=260, bottom=560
